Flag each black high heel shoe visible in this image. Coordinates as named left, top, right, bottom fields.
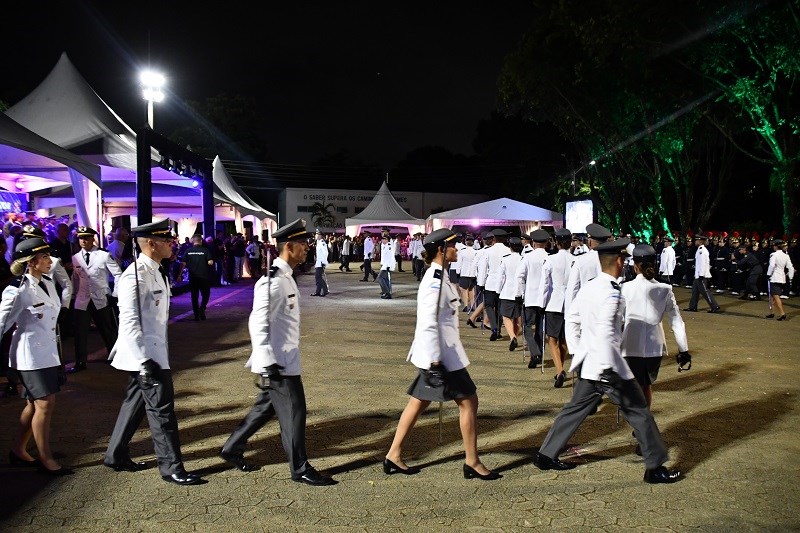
left=9, top=451, right=39, bottom=467
left=37, top=464, right=74, bottom=476
left=383, top=458, right=420, bottom=475
left=466, top=318, right=477, bottom=328
left=463, top=464, right=502, bottom=480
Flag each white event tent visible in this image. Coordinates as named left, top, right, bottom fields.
left=344, top=181, right=426, bottom=237
left=426, top=197, right=563, bottom=235
left=5, top=52, right=275, bottom=240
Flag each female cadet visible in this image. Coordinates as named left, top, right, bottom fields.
left=1, top=237, right=71, bottom=475
left=621, top=244, right=690, bottom=409
left=383, top=228, right=500, bottom=480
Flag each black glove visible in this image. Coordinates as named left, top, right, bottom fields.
left=598, top=368, right=623, bottom=387
left=57, top=365, right=67, bottom=387
left=424, top=363, right=446, bottom=388
left=676, top=351, right=692, bottom=372
left=257, top=364, right=285, bottom=389
left=138, top=359, right=162, bottom=390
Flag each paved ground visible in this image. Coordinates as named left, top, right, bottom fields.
left=0, top=264, right=798, bottom=532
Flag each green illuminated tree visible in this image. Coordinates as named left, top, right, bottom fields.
left=693, top=0, right=800, bottom=232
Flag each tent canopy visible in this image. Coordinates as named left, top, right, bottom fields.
left=426, top=197, right=563, bottom=235
left=345, top=181, right=425, bottom=236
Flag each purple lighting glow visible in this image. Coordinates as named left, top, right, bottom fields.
left=471, top=219, right=479, bottom=227
left=191, top=180, right=199, bottom=188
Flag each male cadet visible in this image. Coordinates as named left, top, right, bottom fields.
left=338, top=235, right=353, bottom=272
left=377, top=233, right=397, bottom=299
left=659, top=235, right=677, bottom=285
left=392, top=233, right=405, bottom=272
left=360, top=232, right=377, bottom=282
left=409, top=232, right=425, bottom=281
left=482, top=229, right=511, bottom=341
left=685, top=233, right=722, bottom=313
left=564, top=223, right=612, bottom=316
left=70, top=226, right=123, bottom=373
left=220, top=219, right=337, bottom=486
left=520, top=233, right=534, bottom=255
left=311, top=230, right=329, bottom=296
left=180, top=234, right=214, bottom=320
left=516, top=229, right=550, bottom=368
left=765, top=239, right=795, bottom=321
left=466, top=231, right=492, bottom=328
left=533, top=237, right=682, bottom=484
left=105, top=219, right=205, bottom=486
left=735, top=242, right=763, bottom=300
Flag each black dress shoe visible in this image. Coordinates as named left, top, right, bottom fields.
left=765, top=313, right=775, bottom=318
left=708, top=307, right=723, bottom=313
left=463, top=464, right=502, bottom=480
left=104, top=458, right=148, bottom=472
left=310, top=293, right=320, bottom=296
left=489, top=330, right=499, bottom=341
left=219, top=452, right=260, bottom=472
left=67, top=361, right=87, bottom=373
left=466, top=318, right=477, bottom=328
left=9, top=450, right=39, bottom=467
left=683, top=308, right=698, bottom=312
left=292, top=467, right=337, bottom=486
left=162, top=471, right=204, bottom=485
left=509, top=338, right=518, bottom=351
left=533, top=452, right=575, bottom=471
left=382, top=458, right=420, bottom=475
left=527, top=356, right=542, bottom=369
left=38, top=464, right=74, bottom=476
left=643, top=465, right=682, bottom=484
left=777, top=314, right=787, bottom=321
left=554, top=371, right=566, bottom=388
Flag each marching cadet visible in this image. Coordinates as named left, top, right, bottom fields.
left=311, top=230, right=329, bottom=297
left=457, top=234, right=478, bottom=312
left=104, top=219, right=205, bottom=485
left=483, top=229, right=511, bottom=341
left=377, top=233, right=397, bottom=299
left=409, top=232, right=425, bottom=281
left=383, top=228, right=500, bottom=480
left=220, top=218, right=337, bottom=485
left=521, top=233, right=534, bottom=255
left=498, top=236, right=524, bottom=352
left=466, top=231, right=492, bottom=329
left=70, top=226, right=123, bottom=373
left=540, top=228, right=574, bottom=387
left=685, top=234, right=722, bottom=313
left=359, top=232, right=377, bottom=282
left=765, top=239, right=795, bottom=321
left=658, top=235, right=676, bottom=285
left=564, top=223, right=612, bottom=316
left=533, top=237, right=682, bottom=484
left=516, top=229, right=550, bottom=368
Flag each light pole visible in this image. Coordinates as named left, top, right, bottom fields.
left=140, top=70, right=165, bottom=129
left=572, top=159, right=596, bottom=196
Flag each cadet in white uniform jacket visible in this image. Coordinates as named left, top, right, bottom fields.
left=385, top=228, right=500, bottom=480
left=658, top=238, right=677, bottom=284
left=766, top=240, right=795, bottom=320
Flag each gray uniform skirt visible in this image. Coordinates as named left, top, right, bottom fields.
left=499, top=299, right=522, bottom=319
left=17, top=366, right=61, bottom=400
left=407, top=367, right=476, bottom=402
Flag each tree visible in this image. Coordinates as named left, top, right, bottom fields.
left=309, top=201, right=336, bottom=229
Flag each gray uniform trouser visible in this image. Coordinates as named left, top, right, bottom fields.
left=314, top=267, right=328, bottom=295
left=483, top=290, right=499, bottom=331
left=105, top=370, right=184, bottom=476
left=689, top=277, right=718, bottom=310
left=377, top=269, right=392, bottom=295
left=522, top=306, right=543, bottom=358
left=539, top=375, right=669, bottom=470
left=222, top=376, right=311, bottom=478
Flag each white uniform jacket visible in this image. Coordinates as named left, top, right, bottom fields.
left=380, top=241, right=397, bottom=271
left=391, top=238, right=400, bottom=257
left=363, top=237, right=375, bottom=259
left=565, top=249, right=600, bottom=314
left=694, top=245, right=712, bottom=278
left=246, top=257, right=302, bottom=376
left=341, top=239, right=351, bottom=256
left=452, top=243, right=465, bottom=274
left=407, top=263, right=469, bottom=371
left=475, top=247, right=489, bottom=286
left=49, top=257, right=73, bottom=307
left=767, top=249, right=795, bottom=283
left=516, top=248, right=548, bottom=307
left=109, top=255, right=171, bottom=371
left=484, top=243, right=511, bottom=292
left=659, top=246, right=676, bottom=276
left=621, top=275, right=688, bottom=358
left=409, top=239, right=423, bottom=260
left=0, top=274, right=61, bottom=371
left=498, top=252, right=522, bottom=300
left=72, top=247, right=123, bottom=310
left=314, top=240, right=328, bottom=268
left=565, top=272, right=633, bottom=381
left=459, top=246, right=478, bottom=278
left=541, top=250, right=572, bottom=313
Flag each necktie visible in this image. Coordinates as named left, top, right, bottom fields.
left=84, top=252, right=90, bottom=265
left=158, top=265, right=169, bottom=286
left=38, top=281, right=49, bottom=296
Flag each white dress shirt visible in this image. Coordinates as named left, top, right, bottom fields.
left=565, top=272, right=633, bottom=381
left=407, top=263, right=469, bottom=371
left=110, top=255, right=171, bottom=371
left=246, top=257, right=302, bottom=376
left=621, top=274, right=688, bottom=358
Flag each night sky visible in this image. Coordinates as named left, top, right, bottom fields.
left=1, top=1, right=536, bottom=168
